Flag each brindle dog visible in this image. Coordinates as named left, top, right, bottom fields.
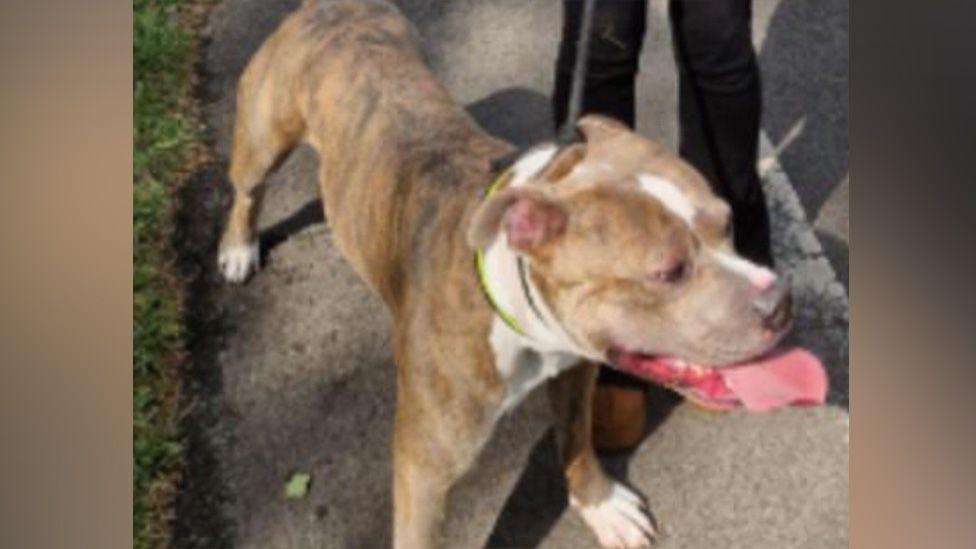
left=218, top=1, right=802, bottom=547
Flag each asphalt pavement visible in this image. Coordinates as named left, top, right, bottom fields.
left=174, top=1, right=849, bottom=547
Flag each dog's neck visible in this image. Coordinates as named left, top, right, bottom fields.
left=480, top=237, right=581, bottom=354
left=478, top=145, right=602, bottom=362
left=482, top=235, right=603, bottom=411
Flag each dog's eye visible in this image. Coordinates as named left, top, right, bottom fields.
left=651, top=261, right=687, bottom=284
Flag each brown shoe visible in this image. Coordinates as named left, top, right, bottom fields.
left=592, top=383, right=647, bottom=453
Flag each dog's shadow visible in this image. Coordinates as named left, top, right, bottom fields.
left=259, top=198, right=325, bottom=263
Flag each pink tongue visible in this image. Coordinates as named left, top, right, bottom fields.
left=718, top=348, right=828, bottom=411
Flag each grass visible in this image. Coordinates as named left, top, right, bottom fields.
left=133, top=0, right=196, bottom=546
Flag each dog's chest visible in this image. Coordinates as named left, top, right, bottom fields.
left=489, top=319, right=577, bottom=412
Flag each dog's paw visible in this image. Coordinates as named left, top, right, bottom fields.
left=572, top=482, right=656, bottom=548
left=218, top=241, right=259, bottom=283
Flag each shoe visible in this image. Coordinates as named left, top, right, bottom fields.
left=592, top=383, right=647, bottom=453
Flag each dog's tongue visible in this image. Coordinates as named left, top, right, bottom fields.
left=719, top=348, right=827, bottom=411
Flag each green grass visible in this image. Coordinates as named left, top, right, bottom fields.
left=134, top=0, right=194, bottom=547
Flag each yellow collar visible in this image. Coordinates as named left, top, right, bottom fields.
left=474, top=168, right=527, bottom=335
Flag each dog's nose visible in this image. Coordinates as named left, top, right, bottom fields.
left=753, top=277, right=793, bottom=332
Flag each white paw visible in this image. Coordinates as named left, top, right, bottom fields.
left=218, top=241, right=259, bottom=283
left=572, top=483, right=656, bottom=548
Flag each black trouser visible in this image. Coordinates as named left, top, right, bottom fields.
left=553, top=0, right=773, bottom=387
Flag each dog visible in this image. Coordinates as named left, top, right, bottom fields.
left=217, top=1, right=826, bottom=547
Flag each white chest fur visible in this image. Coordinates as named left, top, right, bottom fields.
left=490, top=317, right=579, bottom=412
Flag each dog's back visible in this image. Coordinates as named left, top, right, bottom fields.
left=227, top=0, right=509, bottom=305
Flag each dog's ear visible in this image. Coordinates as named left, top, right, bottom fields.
left=467, top=187, right=568, bottom=253
left=576, top=114, right=629, bottom=144
left=539, top=143, right=587, bottom=183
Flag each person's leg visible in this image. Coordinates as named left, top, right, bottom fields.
left=554, top=0, right=650, bottom=453
left=670, top=0, right=773, bottom=266
left=553, top=0, right=647, bottom=130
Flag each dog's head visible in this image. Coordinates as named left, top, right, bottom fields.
left=469, top=115, right=825, bottom=411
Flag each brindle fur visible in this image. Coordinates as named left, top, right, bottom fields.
left=220, top=1, right=788, bottom=547
left=222, top=2, right=533, bottom=546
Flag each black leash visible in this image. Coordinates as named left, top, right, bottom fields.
left=479, top=0, right=597, bottom=335
left=490, top=0, right=595, bottom=173
left=557, top=0, right=596, bottom=145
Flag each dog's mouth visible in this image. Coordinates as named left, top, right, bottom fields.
left=607, top=347, right=828, bottom=412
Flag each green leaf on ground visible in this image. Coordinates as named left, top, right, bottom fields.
left=284, top=472, right=312, bottom=499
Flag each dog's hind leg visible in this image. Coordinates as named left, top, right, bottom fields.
left=549, top=363, right=657, bottom=548
left=218, top=45, right=305, bottom=283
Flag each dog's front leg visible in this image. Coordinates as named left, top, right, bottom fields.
left=548, top=363, right=657, bottom=548
left=392, top=441, right=448, bottom=549
left=392, top=371, right=497, bottom=549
